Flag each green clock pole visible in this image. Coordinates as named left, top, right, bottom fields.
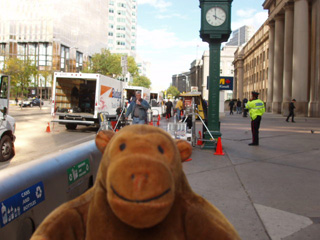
left=203, top=41, right=221, bottom=149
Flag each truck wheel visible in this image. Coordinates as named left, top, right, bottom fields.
left=66, top=123, right=77, bottom=130
left=0, top=135, right=14, bottom=162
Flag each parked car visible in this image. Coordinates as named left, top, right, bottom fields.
left=19, top=98, right=44, bottom=107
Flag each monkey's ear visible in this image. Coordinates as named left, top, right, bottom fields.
left=175, top=140, right=192, bottom=162
left=95, top=130, right=115, bottom=153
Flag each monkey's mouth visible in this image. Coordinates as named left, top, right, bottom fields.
left=111, top=185, right=171, bottom=203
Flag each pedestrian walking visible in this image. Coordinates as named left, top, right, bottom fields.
left=246, top=91, right=265, bottom=146
left=125, top=91, right=150, bottom=125
left=229, top=100, right=235, bottom=115
left=236, top=99, right=242, bottom=114
left=242, top=98, right=248, bottom=117
left=286, top=99, right=296, bottom=123
left=15, top=97, right=18, bottom=106
left=165, top=99, right=173, bottom=119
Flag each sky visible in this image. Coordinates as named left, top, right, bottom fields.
left=136, top=0, right=268, bottom=91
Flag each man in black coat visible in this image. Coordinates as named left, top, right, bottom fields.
left=286, top=99, right=296, bottom=123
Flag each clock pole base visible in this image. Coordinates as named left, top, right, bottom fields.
left=202, top=131, right=221, bottom=149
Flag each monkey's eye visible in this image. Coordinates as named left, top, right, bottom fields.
left=158, top=145, right=164, bottom=154
left=120, top=143, right=126, bottom=151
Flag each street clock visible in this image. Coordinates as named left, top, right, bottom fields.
left=200, top=0, right=232, bottom=42
left=199, top=0, right=233, bottom=148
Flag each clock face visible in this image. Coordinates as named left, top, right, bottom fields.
left=206, top=7, right=226, bottom=27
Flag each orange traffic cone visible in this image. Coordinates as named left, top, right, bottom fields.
left=46, top=122, right=51, bottom=133
left=214, top=137, right=225, bottom=155
left=197, top=131, right=203, bottom=146
left=158, top=114, right=161, bottom=121
left=149, top=120, right=153, bottom=126
left=156, top=119, right=160, bottom=126
left=116, top=129, right=119, bottom=132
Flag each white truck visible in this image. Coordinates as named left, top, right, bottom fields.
left=123, top=85, right=151, bottom=104
left=51, top=72, right=123, bottom=130
left=0, top=75, right=16, bottom=162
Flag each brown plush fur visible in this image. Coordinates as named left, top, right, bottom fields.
left=31, top=125, right=240, bottom=240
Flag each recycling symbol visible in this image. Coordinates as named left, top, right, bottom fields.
left=36, top=186, right=42, bottom=199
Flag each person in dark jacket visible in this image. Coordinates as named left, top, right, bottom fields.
left=165, top=99, right=173, bottom=119
left=286, top=99, right=296, bottom=123
left=125, top=91, right=150, bottom=124
left=229, top=100, right=235, bottom=115
left=236, top=99, right=242, bottom=114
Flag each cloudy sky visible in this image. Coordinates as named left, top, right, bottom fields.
left=136, top=0, right=268, bottom=91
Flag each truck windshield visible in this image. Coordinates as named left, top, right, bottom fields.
left=0, top=76, right=8, bottom=99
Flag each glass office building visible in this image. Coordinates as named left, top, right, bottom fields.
left=0, top=0, right=109, bottom=97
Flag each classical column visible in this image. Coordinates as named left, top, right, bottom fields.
left=272, top=15, right=285, bottom=114
left=292, top=0, right=309, bottom=116
left=308, top=0, right=320, bottom=117
left=237, top=60, right=244, bottom=101
left=267, top=22, right=275, bottom=112
left=282, top=3, right=294, bottom=116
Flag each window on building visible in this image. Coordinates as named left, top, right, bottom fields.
left=231, top=69, right=234, bottom=75
left=109, top=9, right=114, bottom=13
left=117, top=18, right=126, bottom=23
left=116, top=41, right=125, bottom=46
left=117, top=3, right=125, bottom=8
left=109, top=24, right=114, bottom=29
left=108, top=32, right=114, bottom=36
left=117, top=25, right=126, bottom=31
left=109, top=16, right=114, bottom=21
left=39, top=43, right=52, bottom=67
left=0, top=43, right=5, bottom=70
left=17, top=43, right=27, bottom=61
left=76, top=51, right=83, bottom=71
left=220, top=69, right=223, bottom=74
left=109, top=0, right=114, bottom=5
left=263, top=52, right=265, bottom=61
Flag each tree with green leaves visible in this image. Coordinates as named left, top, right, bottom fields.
left=129, top=75, right=151, bottom=89
left=166, top=85, right=180, bottom=98
left=2, top=58, right=37, bottom=98
left=83, top=49, right=139, bottom=78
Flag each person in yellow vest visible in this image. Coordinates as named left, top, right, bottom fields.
left=175, top=97, right=184, bottom=121
left=246, top=91, right=265, bottom=146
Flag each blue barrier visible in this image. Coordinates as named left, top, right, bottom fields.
left=0, top=140, right=101, bottom=240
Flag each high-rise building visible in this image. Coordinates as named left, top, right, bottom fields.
left=226, top=25, right=255, bottom=46
left=0, top=0, right=109, bottom=97
left=107, top=0, right=137, bottom=57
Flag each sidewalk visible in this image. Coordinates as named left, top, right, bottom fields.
left=160, top=113, right=320, bottom=240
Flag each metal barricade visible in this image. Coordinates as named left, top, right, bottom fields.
left=0, top=140, right=101, bottom=240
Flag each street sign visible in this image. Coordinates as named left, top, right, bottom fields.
left=1, top=182, right=45, bottom=228
left=67, top=159, right=90, bottom=185
left=219, top=76, right=233, bottom=90
left=121, top=56, right=128, bottom=76
left=191, top=86, right=198, bottom=92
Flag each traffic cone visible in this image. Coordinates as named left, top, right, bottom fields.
left=156, top=119, right=160, bottom=126
left=149, top=119, right=153, bottom=126
left=197, top=131, right=203, bottom=145
left=181, top=110, right=183, bottom=117
left=214, top=137, right=225, bottom=155
left=158, top=114, right=161, bottom=121
left=116, top=129, right=119, bottom=132
left=46, top=122, right=51, bottom=133
left=185, top=158, right=192, bottom=162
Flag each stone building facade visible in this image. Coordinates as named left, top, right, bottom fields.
left=264, top=0, right=320, bottom=116
left=233, top=24, right=269, bottom=103
left=234, top=0, right=320, bottom=117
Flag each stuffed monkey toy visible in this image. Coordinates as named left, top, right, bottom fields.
left=31, top=125, right=240, bottom=240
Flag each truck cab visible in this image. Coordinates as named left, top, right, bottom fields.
left=0, top=75, right=16, bottom=162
